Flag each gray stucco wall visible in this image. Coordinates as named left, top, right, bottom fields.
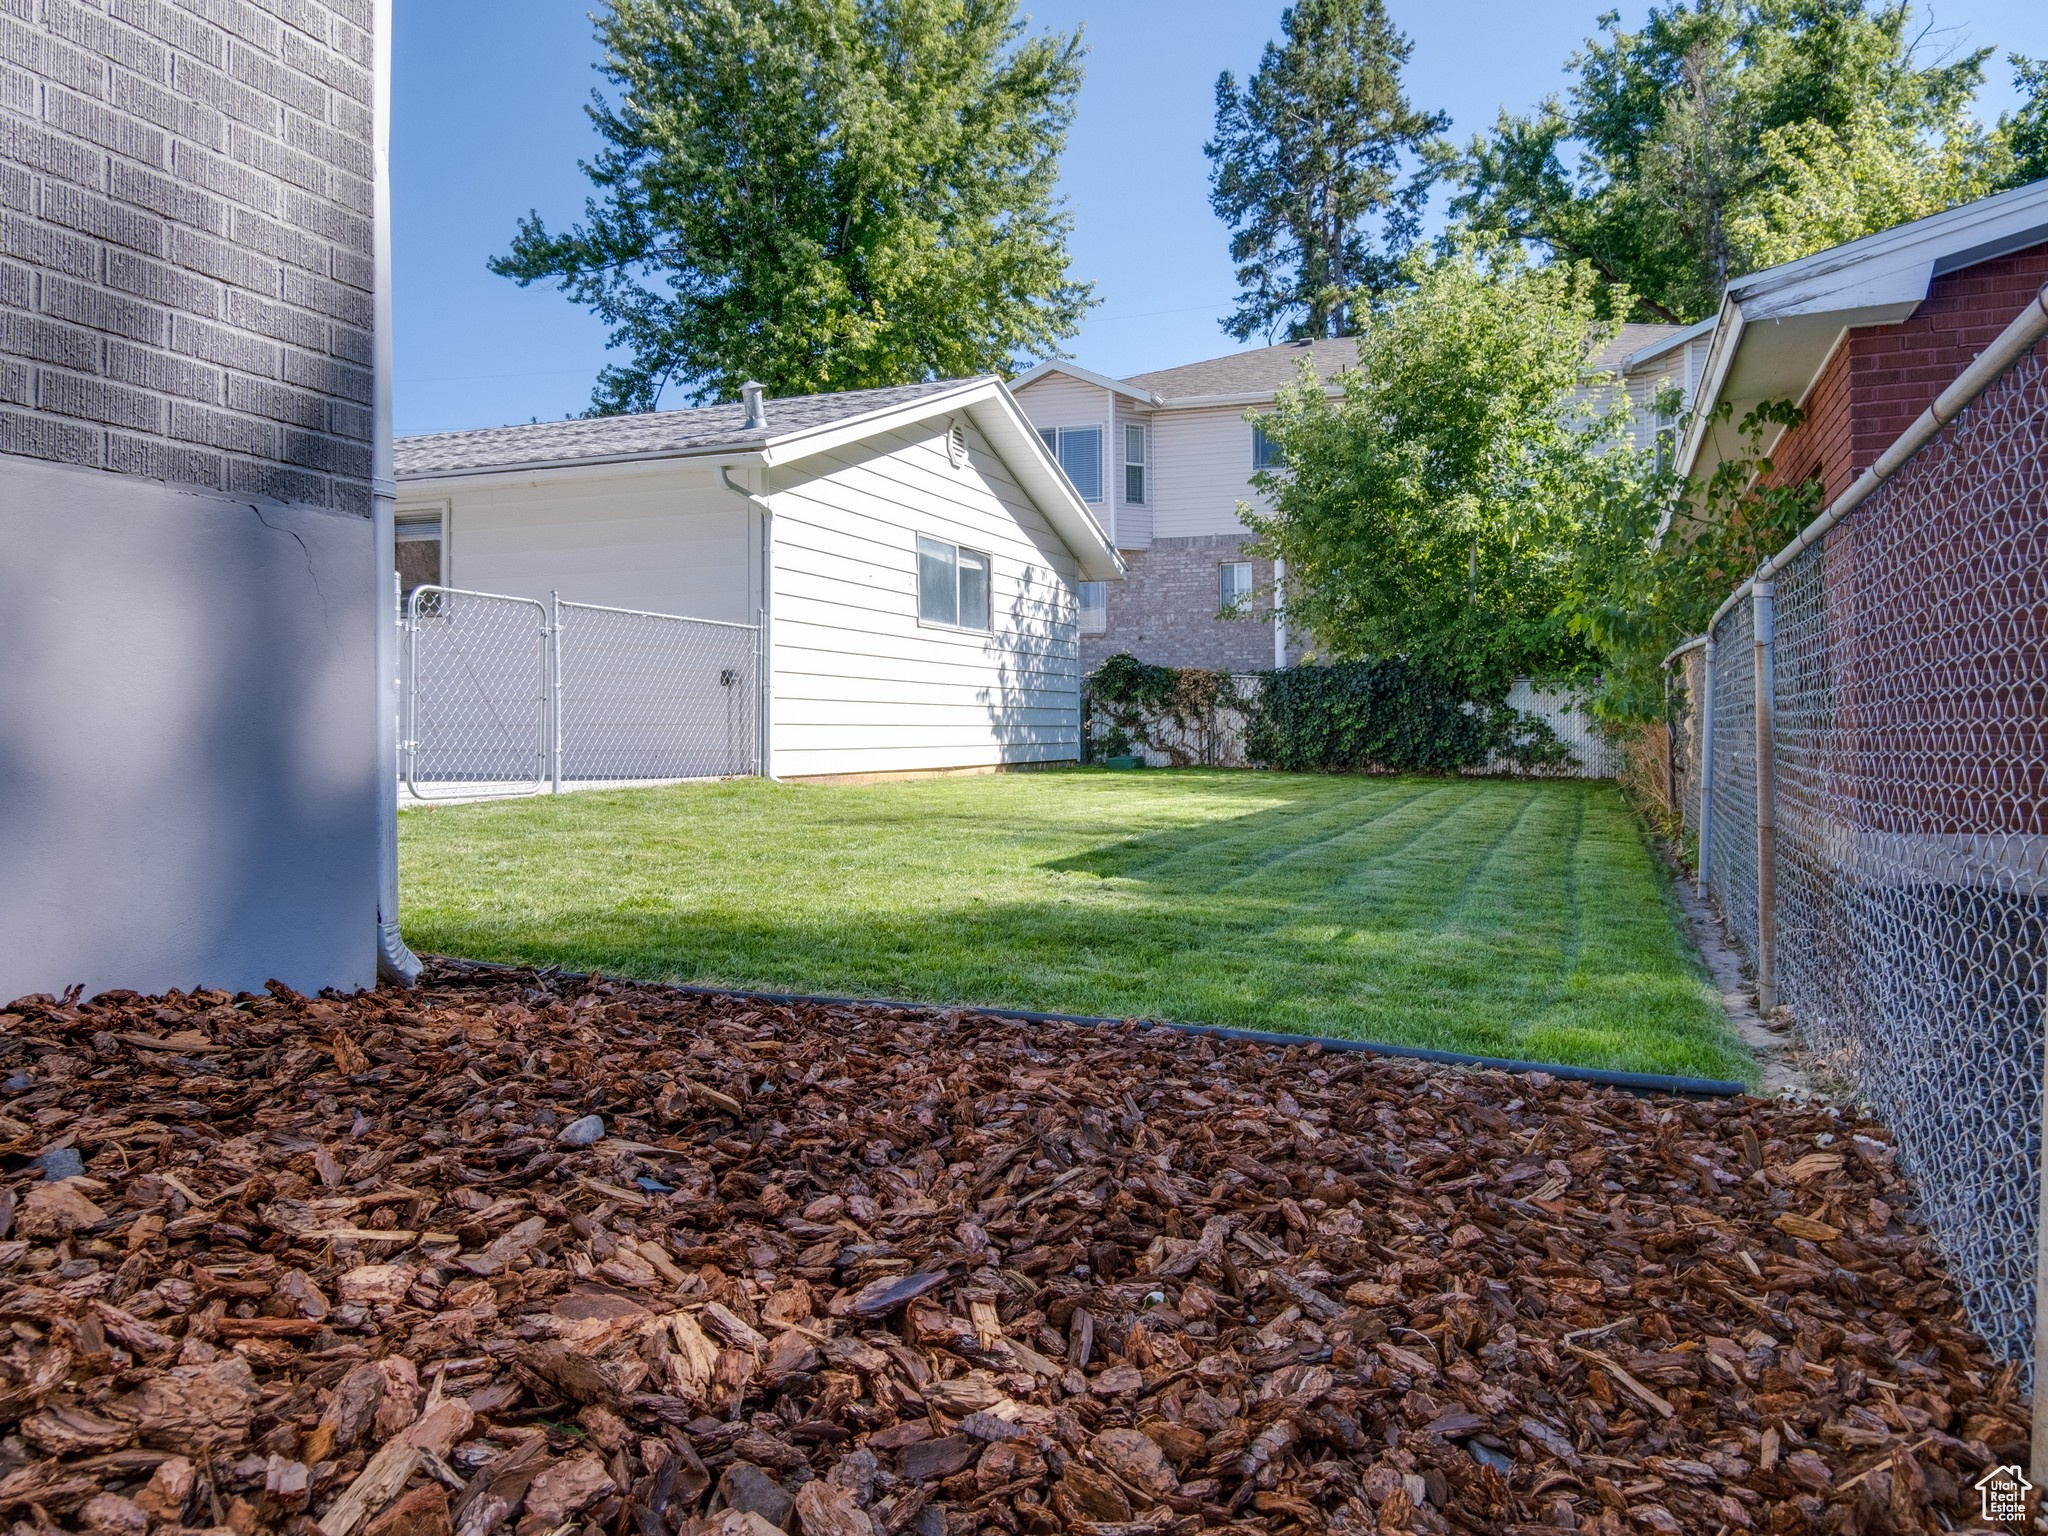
left=1, top=0, right=379, bottom=1001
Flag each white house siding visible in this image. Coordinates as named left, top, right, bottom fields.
left=766, top=422, right=1082, bottom=778
left=1112, top=395, right=1155, bottom=549
left=1150, top=405, right=1273, bottom=539
left=1011, top=373, right=1116, bottom=543
left=419, top=468, right=758, bottom=625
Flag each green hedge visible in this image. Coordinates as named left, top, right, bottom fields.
left=1085, top=653, right=1573, bottom=775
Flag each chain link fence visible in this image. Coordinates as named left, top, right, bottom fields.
left=403, top=586, right=760, bottom=800
left=1669, top=306, right=2048, bottom=1378
left=403, top=587, right=551, bottom=799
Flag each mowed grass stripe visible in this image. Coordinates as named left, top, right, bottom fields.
left=398, top=770, right=1752, bottom=1081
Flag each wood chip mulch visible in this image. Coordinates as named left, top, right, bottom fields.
left=0, top=964, right=2023, bottom=1536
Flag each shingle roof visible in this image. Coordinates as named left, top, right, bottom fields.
left=1111, top=324, right=1680, bottom=405
left=396, top=379, right=972, bottom=477
left=1121, top=338, right=1360, bottom=400
left=1587, top=322, right=1685, bottom=374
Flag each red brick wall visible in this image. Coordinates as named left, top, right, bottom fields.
left=1762, top=242, right=2048, bottom=502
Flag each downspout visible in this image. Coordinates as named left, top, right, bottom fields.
left=719, top=464, right=779, bottom=782
left=1272, top=556, right=1287, bottom=668
left=1696, top=636, right=1715, bottom=900
left=371, top=0, right=419, bottom=984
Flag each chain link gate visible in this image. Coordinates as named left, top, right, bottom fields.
left=402, top=587, right=761, bottom=799
left=403, top=586, right=550, bottom=800
left=1667, top=291, right=2048, bottom=1388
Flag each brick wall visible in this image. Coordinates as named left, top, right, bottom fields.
left=0, top=0, right=375, bottom=512
left=1764, top=243, right=2048, bottom=504
left=1082, top=534, right=1294, bottom=675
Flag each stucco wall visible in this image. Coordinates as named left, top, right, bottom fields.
left=0, top=0, right=380, bottom=1000
left=0, top=459, right=377, bottom=1001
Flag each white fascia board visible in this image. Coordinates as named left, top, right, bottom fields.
left=398, top=449, right=765, bottom=491
left=1153, top=386, right=1344, bottom=411
left=757, top=378, right=998, bottom=468
left=1623, top=315, right=1716, bottom=373
left=1670, top=298, right=1746, bottom=482
left=1011, top=360, right=1160, bottom=406
left=961, top=387, right=1127, bottom=582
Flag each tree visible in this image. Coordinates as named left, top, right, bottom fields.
left=1999, top=55, right=2048, bottom=188
left=1452, top=1, right=1994, bottom=323
left=492, top=0, right=1095, bottom=413
left=1205, top=0, right=1446, bottom=342
left=1240, top=245, right=1657, bottom=696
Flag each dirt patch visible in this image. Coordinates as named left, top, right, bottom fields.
left=0, top=965, right=2020, bottom=1535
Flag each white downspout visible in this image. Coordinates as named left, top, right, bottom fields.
left=719, top=465, right=780, bottom=781
left=1103, top=385, right=1117, bottom=548
left=1272, top=555, right=1287, bottom=669
left=371, top=0, right=419, bottom=984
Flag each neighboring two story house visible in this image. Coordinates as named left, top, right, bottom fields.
left=1016, top=326, right=1695, bottom=675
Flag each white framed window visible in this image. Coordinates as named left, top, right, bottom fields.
left=917, top=535, right=992, bottom=631
left=394, top=508, right=445, bottom=602
left=1252, top=422, right=1283, bottom=470
left=1078, top=580, right=1107, bottom=635
left=1220, top=561, right=1254, bottom=616
left=1122, top=424, right=1146, bottom=505
left=1037, top=425, right=1104, bottom=502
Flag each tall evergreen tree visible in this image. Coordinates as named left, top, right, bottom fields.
left=1452, top=1, right=1994, bottom=323
left=1205, top=0, right=1446, bottom=342
left=493, top=0, right=1094, bottom=413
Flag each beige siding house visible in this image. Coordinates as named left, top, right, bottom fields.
left=395, top=378, right=1122, bottom=781
left=1014, top=326, right=1692, bottom=674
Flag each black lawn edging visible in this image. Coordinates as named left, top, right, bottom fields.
left=423, top=955, right=1749, bottom=1099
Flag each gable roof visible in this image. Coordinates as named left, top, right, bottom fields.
left=396, top=376, right=1124, bottom=581
left=1675, top=177, right=2048, bottom=481
left=395, top=380, right=965, bottom=478
left=1588, top=322, right=1685, bottom=375
left=1122, top=338, right=1359, bottom=403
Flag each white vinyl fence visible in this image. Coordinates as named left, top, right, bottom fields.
left=402, top=585, right=760, bottom=800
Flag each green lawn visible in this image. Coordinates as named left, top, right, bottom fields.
left=398, top=770, right=1751, bottom=1082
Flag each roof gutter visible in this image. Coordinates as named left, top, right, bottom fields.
left=370, top=0, right=419, bottom=987
left=1699, top=277, right=2048, bottom=639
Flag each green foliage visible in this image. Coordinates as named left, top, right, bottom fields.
left=491, top=0, right=1094, bottom=412
left=1451, top=1, right=1999, bottom=323
left=1242, top=244, right=1664, bottom=694
left=1568, top=399, right=1824, bottom=722
left=1204, top=0, right=1446, bottom=340
left=1084, top=654, right=1244, bottom=767
left=2001, top=55, right=2048, bottom=189
left=1084, top=652, right=1570, bottom=776
left=1244, top=659, right=1572, bottom=775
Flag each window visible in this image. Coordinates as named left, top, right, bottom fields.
left=1078, top=580, right=1107, bottom=635
left=917, top=535, right=991, bottom=630
left=395, top=511, right=443, bottom=602
left=1123, top=424, right=1146, bottom=505
left=1220, top=561, right=1254, bottom=616
left=1037, top=425, right=1104, bottom=502
left=1252, top=422, right=1283, bottom=470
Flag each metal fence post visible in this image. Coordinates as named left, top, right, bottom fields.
left=1696, top=636, right=1715, bottom=899
left=1751, top=580, right=1778, bottom=1013
left=549, top=590, right=563, bottom=795
left=2033, top=1003, right=2048, bottom=1488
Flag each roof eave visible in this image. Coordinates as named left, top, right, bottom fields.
left=1011, top=360, right=1161, bottom=407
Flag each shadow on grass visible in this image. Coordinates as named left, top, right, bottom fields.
left=403, top=775, right=1752, bottom=1082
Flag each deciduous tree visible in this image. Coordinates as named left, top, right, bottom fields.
left=493, top=0, right=1095, bottom=412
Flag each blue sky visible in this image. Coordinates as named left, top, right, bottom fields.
left=392, top=0, right=2048, bottom=436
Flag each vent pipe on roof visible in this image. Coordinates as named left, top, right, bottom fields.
left=741, top=381, right=767, bottom=431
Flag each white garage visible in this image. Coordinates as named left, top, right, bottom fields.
left=394, top=377, right=1123, bottom=783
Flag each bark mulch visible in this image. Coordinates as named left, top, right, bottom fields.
left=0, top=964, right=2023, bottom=1536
